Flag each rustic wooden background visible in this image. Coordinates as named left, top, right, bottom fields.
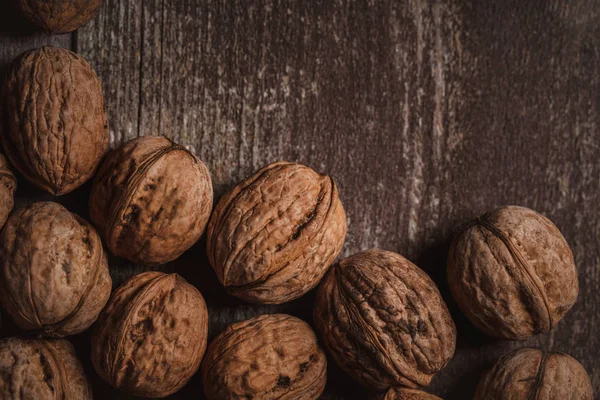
left=0, top=0, right=598, bottom=399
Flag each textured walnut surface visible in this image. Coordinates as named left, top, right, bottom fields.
left=14, top=0, right=103, bottom=33
left=475, top=348, right=593, bottom=400
left=382, top=388, right=443, bottom=400
left=0, top=202, right=111, bottom=337
left=89, top=135, right=213, bottom=266
left=201, top=314, right=327, bottom=400
left=1, top=46, right=108, bottom=195
left=447, top=206, right=579, bottom=340
left=0, top=337, right=92, bottom=399
left=207, top=161, right=347, bottom=304
left=314, top=249, right=456, bottom=391
left=91, top=271, right=209, bottom=398
left=0, top=153, right=16, bottom=229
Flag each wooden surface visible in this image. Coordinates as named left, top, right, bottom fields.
left=0, top=0, right=599, bottom=399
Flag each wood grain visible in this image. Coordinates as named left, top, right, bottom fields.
left=0, top=0, right=598, bottom=399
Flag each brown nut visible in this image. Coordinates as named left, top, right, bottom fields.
left=91, top=271, right=208, bottom=398
left=201, top=314, right=327, bottom=400
left=0, top=202, right=111, bottom=337
left=314, top=249, right=456, bottom=391
left=447, top=206, right=579, bottom=340
left=0, top=153, right=16, bottom=229
left=2, top=46, right=108, bottom=195
left=207, top=161, right=347, bottom=304
left=89, top=136, right=213, bottom=266
left=13, top=0, right=103, bottom=33
left=381, top=388, right=443, bottom=400
left=475, top=348, right=593, bottom=400
left=0, top=337, right=92, bottom=399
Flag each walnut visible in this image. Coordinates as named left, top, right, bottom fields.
left=14, top=0, right=103, bottom=33
left=201, top=314, right=327, bottom=400
left=475, top=348, right=593, bottom=399
left=0, top=337, right=92, bottom=399
left=314, top=249, right=456, bottom=391
left=447, top=206, right=579, bottom=340
left=207, top=161, right=347, bottom=304
left=0, top=202, right=111, bottom=337
left=91, top=271, right=209, bottom=398
left=2, top=46, right=108, bottom=195
left=0, top=153, right=16, bottom=229
left=89, top=136, right=213, bottom=266
left=381, top=388, right=442, bottom=400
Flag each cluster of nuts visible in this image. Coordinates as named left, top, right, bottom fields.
left=0, top=1, right=594, bottom=399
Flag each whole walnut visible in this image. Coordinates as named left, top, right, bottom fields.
left=207, top=161, right=347, bottom=304
left=314, top=249, right=456, bottom=391
left=91, top=271, right=208, bottom=398
left=447, top=206, right=579, bottom=340
left=475, top=348, right=593, bottom=400
left=2, top=46, right=108, bottom=195
left=201, top=314, right=327, bottom=400
left=0, top=337, right=92, bottom=399
left=13, top=0, right=103, bottom=33
left=89, top=136, right=213, bottom=265
left=0, top=153, right=16, bottom=229
left=0, top=202, right=111, bottom=337
left=381, top=388, right=442, bottom=400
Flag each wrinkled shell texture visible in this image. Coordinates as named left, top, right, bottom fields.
left=201, top=314, right=327, bottom=400
left=91, top=271, right=209, bottom=398
left=0, top=337, right=92, bottom=399
left=0, top=153, right=16, bottom=229
left=314, top=249, right=456, bottom=391
left=15, top=0, right=103, bottom=33
left=447, top=206, right=579, bottom=340
left=383, top=388, right=443, bottom=400
left=89, top=135, right=213, bottom=265
left=207, top=161, right=347, bottom=304
left=475, top=348, right=593, bottom=400
left=2, top=46, right=108, bottom=195
left=0, top=202, right=111, bottom=337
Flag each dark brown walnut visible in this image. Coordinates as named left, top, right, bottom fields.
left=89, top=135, right=213, bottom=265
left=0, top=202, right=111, bottom=337
left=14, top=0, right=103, bottom=33
left=207, top=161, right=347, bottom=304
left=2, top=46, right=108, bottom=195
left=475, top=348, right=593, bottom=400
left=314, top=249, right=456, bottom=391
left=91, top=271, right=208, bottom=398
left=447, top=205, right=579, bottom=340
left=0, top=153, right=16, bottom=229
left=201, top=314, right=327, bottom=400
left=0, top=337, right=92, bottom=399
left=381, top=388, right=443, bottom=400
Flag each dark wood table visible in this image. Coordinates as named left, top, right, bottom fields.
left=0, top=1, right=598, bottom=399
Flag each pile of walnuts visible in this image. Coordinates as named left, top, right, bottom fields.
left=0, top=2, right=594, bottom=400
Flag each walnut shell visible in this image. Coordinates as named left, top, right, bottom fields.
left=382, top=388, right=442, bottom=400
left=0, top=153, right=16, bottom=229
left=447, top=206, right=579, bottom=340
left=0, top=337, right=92, bottom=399
left=207, top=161, right=347, bottom=304
left=314, top=249, right=456, bottom=391
left=2, top=46, right=108, bottom=195
left=14, top=0, right=103, bottom=33
left=0, top=202, right=111, bottom=337
left=89, top=136, right=213, bottom=266
left=91, top=271, right=208, bottom=398
left=475, top=348, right=593, bottom=400
left=201, top=314, right=327, bottom=400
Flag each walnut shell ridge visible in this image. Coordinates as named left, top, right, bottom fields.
left=475, top=348, right=593, bottom=400
left=447, top=205, right=579, bottom=340
left=0, top=337, right=92, bottom=399
left=201, top=314, right=327, bottom=400
left=2, top=46, right=108, bottom=195
left=0, top=153, right=16, bottom=229
left=91, top=271, right=209, bottom=398
left=314, top=249, right=456, bottom=391
left=14, top=0, right=103, bottom=34
left=381, top=388, right=442, bottom=400
left=89, top=135, right=213, bottom=266
left=0, top=202, right=111, bottom=337
left=207, top=161, right=347, bottom=304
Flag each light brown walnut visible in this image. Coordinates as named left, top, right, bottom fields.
left=0, top=153, right=16, bottom=229
left=14, top=0, right=103, bottom=33
left=381, top=388, right=442, bottom=400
